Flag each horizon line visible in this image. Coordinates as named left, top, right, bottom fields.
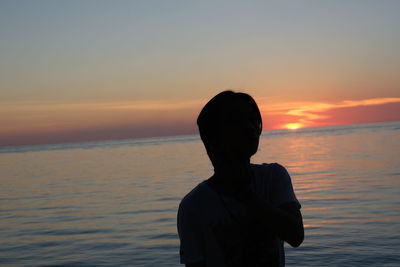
left=1, top=120, right=398, bottom=150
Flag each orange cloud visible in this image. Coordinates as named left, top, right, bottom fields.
left=0, top=99, right=204, bottom=146
left=262, top=97, right=400, bottom=129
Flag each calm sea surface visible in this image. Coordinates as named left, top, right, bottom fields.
left=1, top=121, right=399, bottom=266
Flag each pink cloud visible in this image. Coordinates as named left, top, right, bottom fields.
left=263, top=97, right=400, bottom=128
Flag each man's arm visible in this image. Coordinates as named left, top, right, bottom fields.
left=246, top=196, right=304, bottom=247
left=178, top=201, right=206, bottom=266
left=274, top=201, right=304, bottom=247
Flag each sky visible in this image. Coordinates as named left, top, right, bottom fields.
left=1, top=1, right=399, bottom=146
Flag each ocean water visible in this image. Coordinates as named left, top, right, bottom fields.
left=1, top=121, right=399, bottom=267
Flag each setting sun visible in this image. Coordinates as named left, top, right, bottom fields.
left=285, top=123, right=302, bottom=130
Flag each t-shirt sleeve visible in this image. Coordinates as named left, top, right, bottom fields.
left=177, top=200, right=204, bottom=264
left=268, top=163, right=301, bottom=209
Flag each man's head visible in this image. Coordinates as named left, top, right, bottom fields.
left=197, top=91, right=263, bottom=163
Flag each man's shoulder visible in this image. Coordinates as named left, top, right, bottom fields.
left=250, top=163, right=292, bottom=194
left=253, top=162, right=300, bottom=208
left=251, top=162, right=288, bottom=177
left=179, top=180, right=211, bottom=212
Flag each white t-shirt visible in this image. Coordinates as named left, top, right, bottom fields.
left=177, top=163, right=301, bottom=267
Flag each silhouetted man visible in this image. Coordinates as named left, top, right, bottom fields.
left=178, top=91, right=304, bottom=267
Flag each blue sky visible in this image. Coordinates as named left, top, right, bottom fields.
left=1, top=1, right=399, bottom=145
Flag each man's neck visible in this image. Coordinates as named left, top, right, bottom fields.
left=208, top=160, right=252, bottom=197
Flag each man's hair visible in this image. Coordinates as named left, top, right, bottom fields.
left=197, top=90, right=263, bottom=149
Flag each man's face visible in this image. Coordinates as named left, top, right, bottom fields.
left=215, top=98, right=261, bottom=160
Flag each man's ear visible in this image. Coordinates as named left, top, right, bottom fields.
left=208, top=144, right=214, bottom=152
